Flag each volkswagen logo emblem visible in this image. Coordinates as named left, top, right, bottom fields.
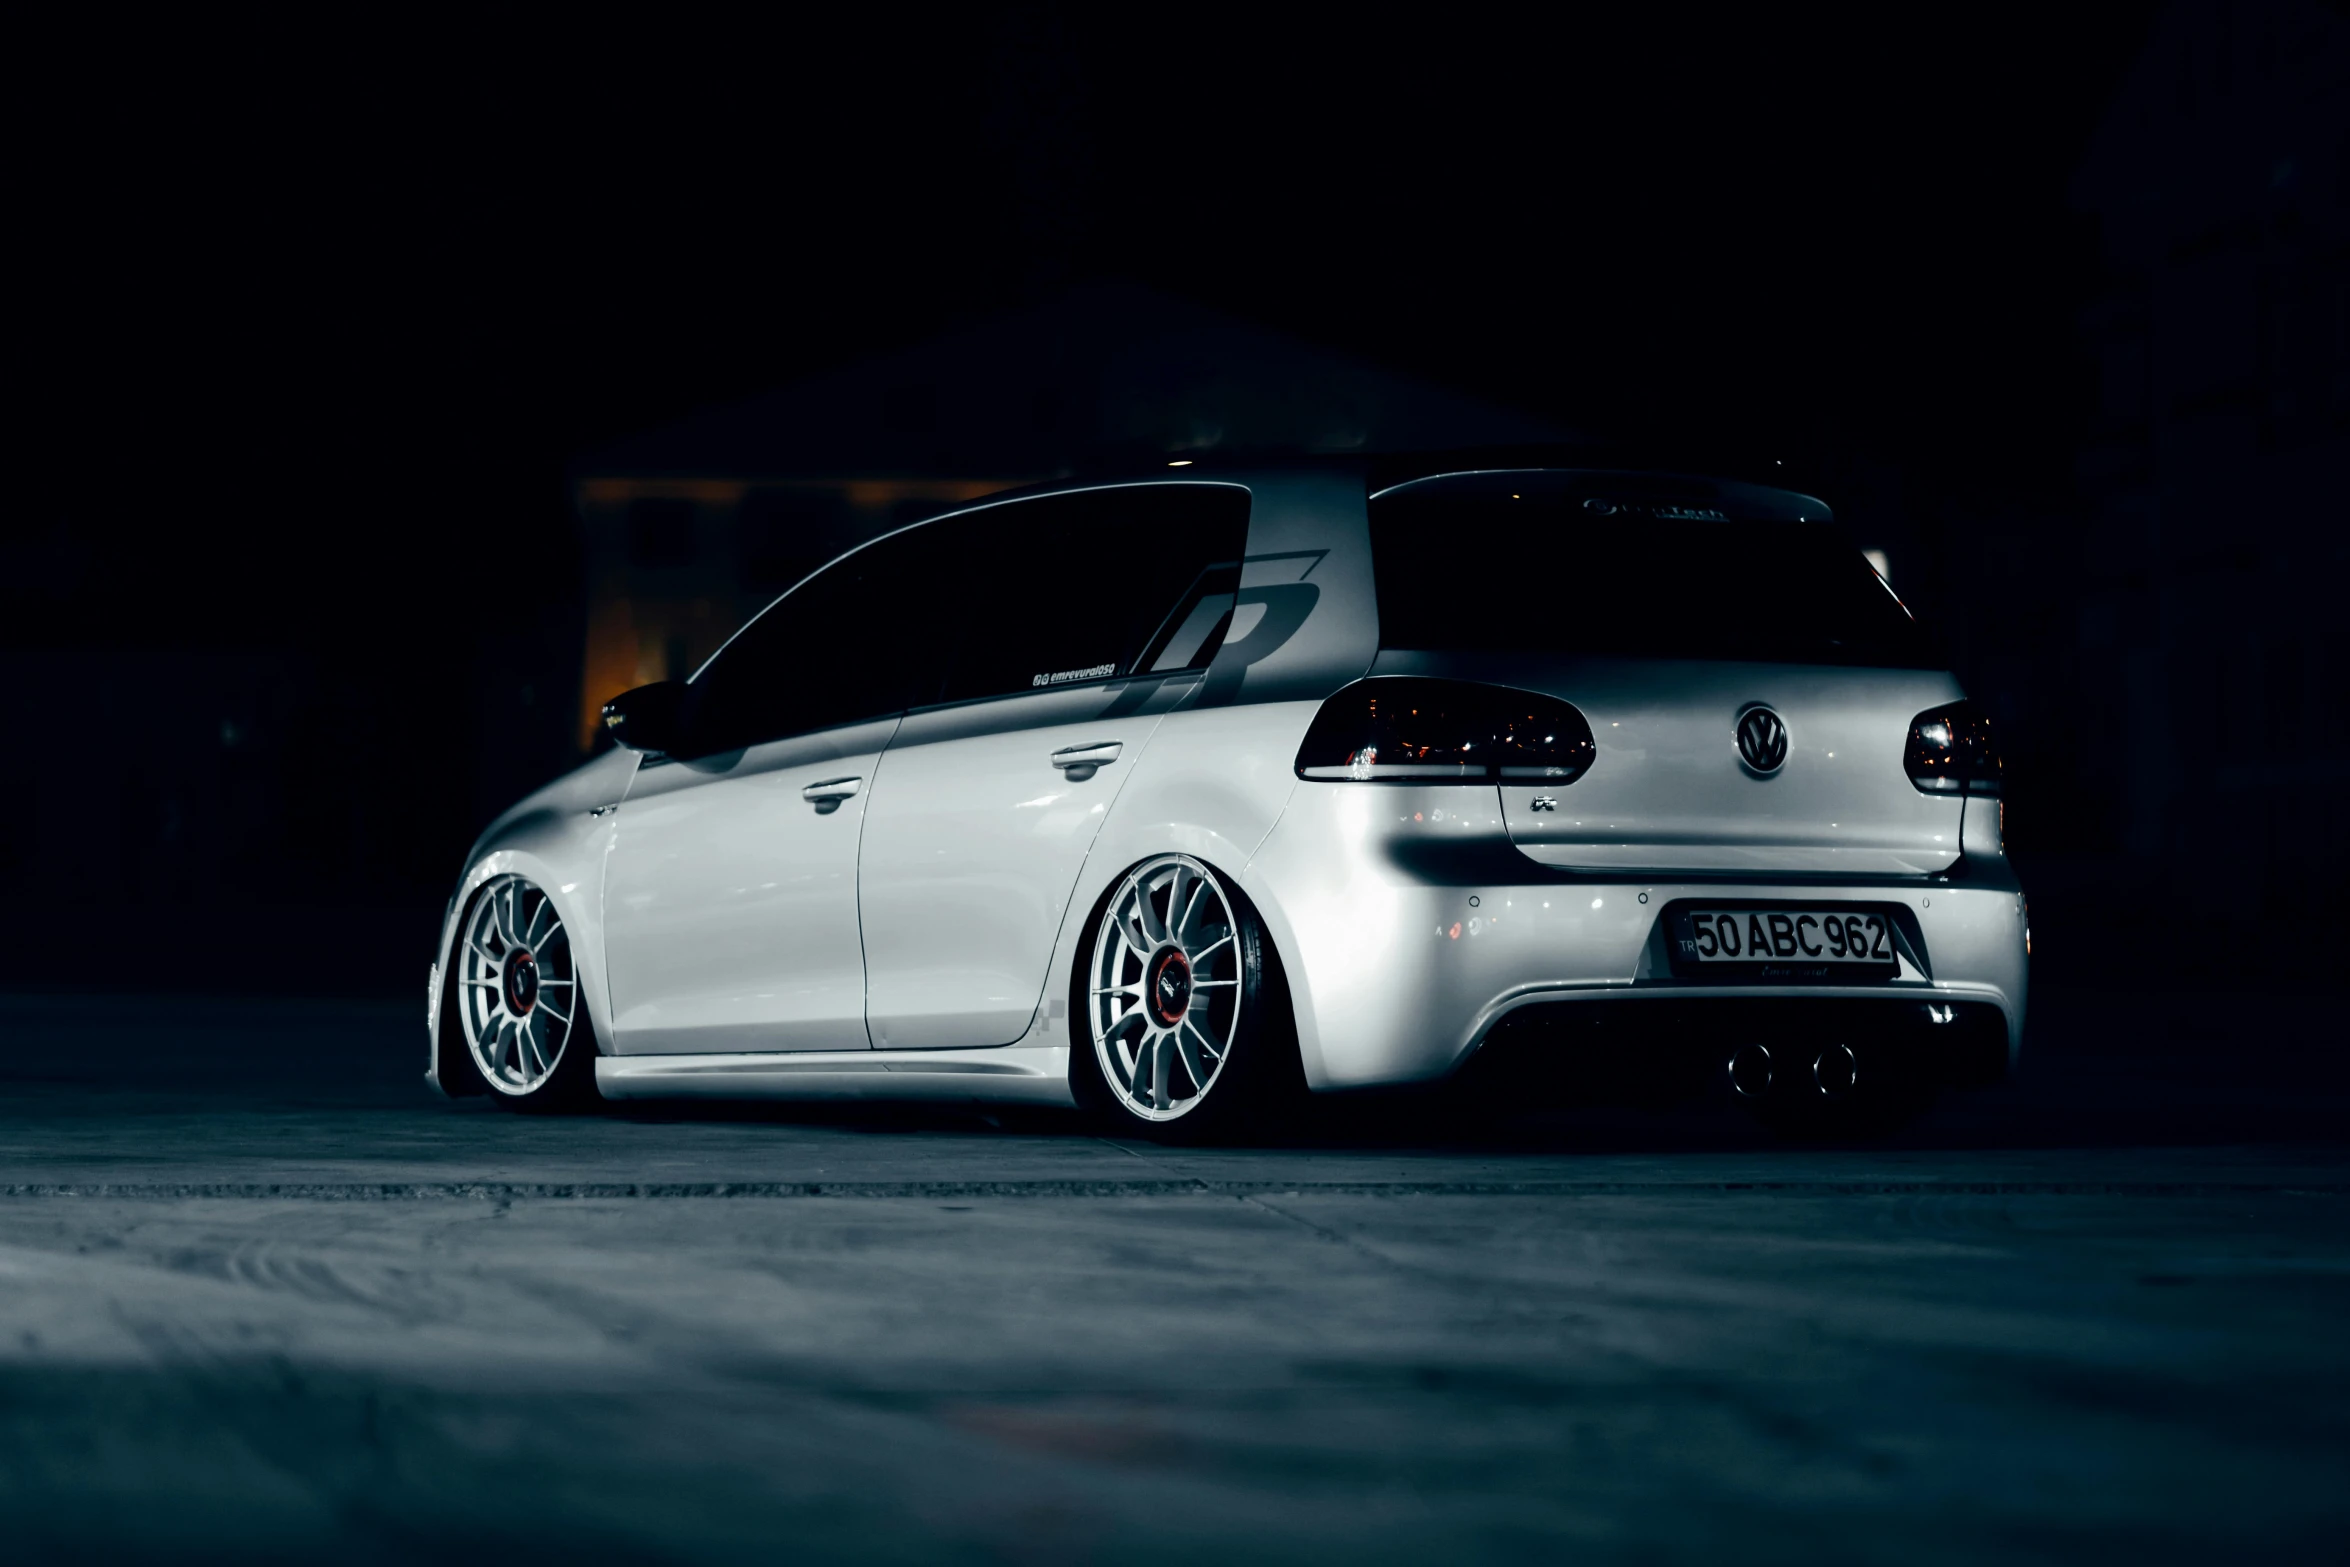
left=1735, top=705, right=1788, bottom=775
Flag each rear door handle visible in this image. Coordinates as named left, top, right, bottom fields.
left=1050, top=742, right=1122, bottom=771
left=801, top=777, right=862, bottom=813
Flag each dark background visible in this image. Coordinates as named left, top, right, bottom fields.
left=9, top=4, right=2342, bottom=994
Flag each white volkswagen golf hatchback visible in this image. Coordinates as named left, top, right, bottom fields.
left=430, top=464, right=2025, bottom=1137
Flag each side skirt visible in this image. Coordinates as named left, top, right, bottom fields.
left=594, top=1046, right=1076, bottom=1105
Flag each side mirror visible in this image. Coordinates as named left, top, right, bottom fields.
left=600, top=681, right=685, bottom=754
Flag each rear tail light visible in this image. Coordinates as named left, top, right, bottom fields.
left=1905, top=701, right=2000, bottom=795
left=1295, top=678, right=1596, bottom=783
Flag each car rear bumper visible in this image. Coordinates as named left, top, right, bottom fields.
left=1241, top=783, right=2028, bottom=1092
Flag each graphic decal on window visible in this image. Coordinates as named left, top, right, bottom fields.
left=1195, top=550, right=1326, bottom=708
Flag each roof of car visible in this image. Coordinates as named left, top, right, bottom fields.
left=931, top=443, right=1830, bottom=519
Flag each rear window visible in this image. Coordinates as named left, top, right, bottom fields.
left=1368, top=471, right=1935, bottom=667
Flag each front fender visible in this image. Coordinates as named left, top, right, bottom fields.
left=427, top=749, right=635, bottom=1094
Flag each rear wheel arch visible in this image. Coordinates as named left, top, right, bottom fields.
left=1227, top=855, right=1331, bottom=1092
left=1066, top=851, right=1304, bottom=1139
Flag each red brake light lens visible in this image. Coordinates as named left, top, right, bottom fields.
left=1296, top=678, right=1596, bottom=783
left=1905, top=701, right=2000, bottom=795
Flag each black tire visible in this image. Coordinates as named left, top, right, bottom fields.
left=1068, top=855, right=1304, bottom=1143
left=490, top=1021, right=604, bottom=1113
left=444, top=874, right=605, bottom=1114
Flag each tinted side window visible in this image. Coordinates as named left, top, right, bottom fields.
left=679, top=526, right=956, bottom=755
left=936, top=485, right=1250, bottom=704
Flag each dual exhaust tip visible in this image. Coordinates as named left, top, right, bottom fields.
left=1728, top=1041, right=1859, bottom=1099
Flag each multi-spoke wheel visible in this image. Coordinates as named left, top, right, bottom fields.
left=1074, top=854, right=1298, bottom=1139
left=454, top=874, right=597, bottom=1108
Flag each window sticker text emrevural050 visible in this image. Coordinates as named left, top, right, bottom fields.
left=1033, top=663, right=1118, bottom=688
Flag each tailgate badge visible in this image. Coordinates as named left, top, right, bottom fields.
left=1736, top=706, right=1789, bottom=775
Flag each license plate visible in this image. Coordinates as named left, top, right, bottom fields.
left=1669, top=905, right=1900, bottom=978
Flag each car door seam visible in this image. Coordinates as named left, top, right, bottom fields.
left=851, top=716, right=903, bottom=1049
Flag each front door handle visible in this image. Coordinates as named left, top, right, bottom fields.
left=802, top=776, right=862, bottom=814
left=1050, top=741, right=1121, bottom=780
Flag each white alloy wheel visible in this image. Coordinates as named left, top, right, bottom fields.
left=456, top=875, right=581, bottom=1098
left=1087, top=854, right=1244, bottom=1123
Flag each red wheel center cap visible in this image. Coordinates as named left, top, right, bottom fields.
left=1146, top=947, right=1192, bottom=1027
left=503, top=952, right=539, bottom=1015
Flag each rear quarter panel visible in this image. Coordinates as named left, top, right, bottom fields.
left=1026, top=468, right=1378, bottom=1069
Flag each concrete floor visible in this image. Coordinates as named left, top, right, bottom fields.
left=1, top=989, right=2345, bottom=1562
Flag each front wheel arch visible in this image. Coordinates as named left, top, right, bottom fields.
left=441, top=872, right=603, bottom=1112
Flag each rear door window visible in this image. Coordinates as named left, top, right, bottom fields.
left=935, top=484, right=1250, bottom=704
left=1369, top=471, right=1935, bottom=667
